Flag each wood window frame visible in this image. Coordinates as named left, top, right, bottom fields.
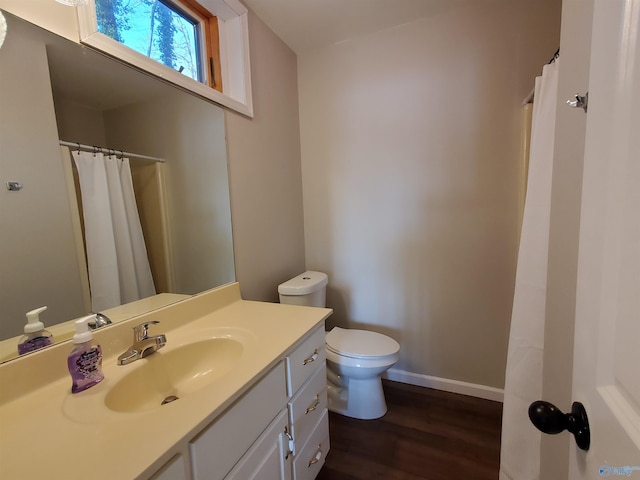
left=180, top=0, right=223, bottom=92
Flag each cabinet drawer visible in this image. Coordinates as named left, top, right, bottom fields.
left=292, top=410, right=330, bottom=480
left=286, top=326, right=326, bottom=396
left=189, top=362, right=287, bottom=480
left=288, top=365, right=327, bottom=453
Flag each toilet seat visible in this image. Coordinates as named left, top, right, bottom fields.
left=326, top=327, right=400, bottom=359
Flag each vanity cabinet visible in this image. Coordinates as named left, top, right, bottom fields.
left=181, top=325, right=329, bottom=480
left=0, top=283, right=333, bottom=480
left=149, top=455, right=188, bottom=480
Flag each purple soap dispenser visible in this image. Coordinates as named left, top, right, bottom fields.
left=67, top=315, right=104, bottom=393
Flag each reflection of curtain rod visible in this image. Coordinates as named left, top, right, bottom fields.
left=59, top=140, right=166, bottom=163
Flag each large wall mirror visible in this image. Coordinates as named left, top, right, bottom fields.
left=0, top=10, right=235, bottom=363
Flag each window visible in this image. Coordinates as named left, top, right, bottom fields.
left=78, top=0, right=253, bottom=117
left=94, top=0, right=222, bottom=91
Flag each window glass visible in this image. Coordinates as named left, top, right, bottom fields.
left=95, top=0, right=202, bottom=82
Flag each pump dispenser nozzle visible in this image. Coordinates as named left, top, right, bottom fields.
left=73, top=315, right=95, bottom=344
left=18, top=306, right=52, bottom=355
left=24, top=306, right=47, bottom=333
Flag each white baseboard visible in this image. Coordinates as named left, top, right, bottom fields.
left=384, top=368, right=504, bottom=403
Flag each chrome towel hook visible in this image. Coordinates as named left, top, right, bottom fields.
left=567, top=92, right=588, bottom=112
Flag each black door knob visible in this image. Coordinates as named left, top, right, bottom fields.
left=528, top=401, right=590, bottom=451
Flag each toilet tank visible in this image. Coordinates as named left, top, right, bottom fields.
left=278, top=271, right=328, bottom=307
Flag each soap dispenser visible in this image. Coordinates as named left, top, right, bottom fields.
left=67, top=315, right=104, bottom=393
left=17, top=306, right=53, bottom=355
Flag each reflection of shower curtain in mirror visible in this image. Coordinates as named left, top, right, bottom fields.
left=72, top=150, right=156, bottom=312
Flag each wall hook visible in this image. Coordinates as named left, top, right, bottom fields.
left=567, top=92, right=588, bottom=113
left=6, top=181, right=23, bottom=191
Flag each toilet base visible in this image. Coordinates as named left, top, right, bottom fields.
left=327, top=374, right=388, bottom=420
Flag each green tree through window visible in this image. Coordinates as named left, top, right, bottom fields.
left=96, top=0, right=126, bottom=42
left=96, top=0, right=201, bottom=82
left=156, top=5, right=177, bottom=69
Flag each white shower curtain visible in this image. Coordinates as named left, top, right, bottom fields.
left=73, top=150, right=156, bottom=312
left=499, top=59, right=559, bottom=480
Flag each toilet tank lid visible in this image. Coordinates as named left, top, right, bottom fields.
left=326, top=327, right=400, bottom=358
left=278, top=271, right=328, bottom=295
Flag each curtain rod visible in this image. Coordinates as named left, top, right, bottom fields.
left=59, top=140, right=166, bottom=163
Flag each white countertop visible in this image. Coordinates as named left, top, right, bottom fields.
left=0, top=283, right=331, bottom=480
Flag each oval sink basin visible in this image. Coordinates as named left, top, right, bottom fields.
left=105, top=337, right=244, bottom=413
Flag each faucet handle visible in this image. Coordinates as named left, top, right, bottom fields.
left=133, top=321, right=160, bottom=342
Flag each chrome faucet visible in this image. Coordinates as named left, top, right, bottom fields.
left=117, top=321, right=167, bottom=365
left=88, top=313, right=112, bottom=330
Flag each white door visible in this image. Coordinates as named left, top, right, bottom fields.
left=570, top=0, right=640, bottom=478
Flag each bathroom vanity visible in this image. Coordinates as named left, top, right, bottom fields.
left=0, top=283, right=332, bottom=479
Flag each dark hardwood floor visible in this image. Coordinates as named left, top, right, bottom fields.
left=317, top=380, right=502, bottom=480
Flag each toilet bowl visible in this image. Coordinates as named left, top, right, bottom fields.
left=325, top=327, right=399, bottom=419
left=278, top=271, right=401, bottom=420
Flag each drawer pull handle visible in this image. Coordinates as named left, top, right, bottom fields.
left=305, top=396, right=320, bottom=414
left=303, top=349, right=319, bottom=365
left=307, top=445, right=323, bottom=467
left=284, top=427, right=294, bottom=459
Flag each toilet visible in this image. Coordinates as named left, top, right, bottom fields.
left=279, top=271, right=400, bottom=420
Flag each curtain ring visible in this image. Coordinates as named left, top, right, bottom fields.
left=92, top=146, right=98, bottom=156
left=76, top=143, right=81, bottom=152
left=119, top=150, right=124, bottom=159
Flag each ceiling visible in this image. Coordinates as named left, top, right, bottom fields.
left=47, top=36, right=168, bottom=111
left=240, top=0, right=478, bottom=55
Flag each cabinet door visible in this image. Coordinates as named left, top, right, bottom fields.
left=189, top=363, right=287, bottom=480
left=148, top=454, right=187, bottom=480
left=225, top=409, right=292, bottom=480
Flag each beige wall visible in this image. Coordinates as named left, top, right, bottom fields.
left=0, top=13, right=87, bottom=338
left=225, top=10, right=306, bottom=302
left=54, top=101, right=107, bottom=147
left=298, top=0, right=561, bottom=388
